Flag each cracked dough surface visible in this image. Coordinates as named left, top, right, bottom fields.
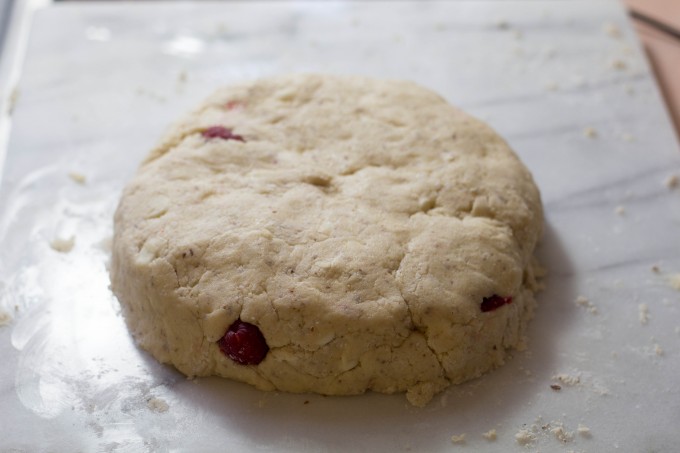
left=110, top=74, right=543, bottom=406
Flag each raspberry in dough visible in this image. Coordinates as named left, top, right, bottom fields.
left=110, top=74, right=543, bottom=406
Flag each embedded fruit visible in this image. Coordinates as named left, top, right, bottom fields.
left=202, top=126, right=245, bottom=142
left=480, top=295, right=512, bottom=312
left=218, top=320, right=269, bottom=365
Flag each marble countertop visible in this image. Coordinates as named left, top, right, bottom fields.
left=1, top=1, right=679, bottom=452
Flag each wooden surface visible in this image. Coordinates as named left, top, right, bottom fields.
left=626, top=0, right=680, bottom=135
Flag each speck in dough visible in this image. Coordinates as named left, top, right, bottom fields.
left=110, top=74, right=544, bottom=406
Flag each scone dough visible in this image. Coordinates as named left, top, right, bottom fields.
left=110, top=74, right=543, bottom=406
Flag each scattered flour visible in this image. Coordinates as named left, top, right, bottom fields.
left=50, top=236, right=75, bottom=253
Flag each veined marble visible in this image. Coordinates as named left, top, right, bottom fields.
left=0, top=2, right=679, bottom=452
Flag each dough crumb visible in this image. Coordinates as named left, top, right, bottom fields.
left=178, top=70, right=188, bottom=83
left=450, top=433, right=466, bottom=444
left=614, top=205, right=626, bottom=216
left=7, top=87, right=20, bottom=115
left=68, top=172, right=87, bottom=184
left=621, top=133, right=634, bottom=142
left=550, top=384, right=562, bottom=391
left=482, top=429, right=497, bottom=441
left=603, top=22, right=622, bottom=38
left=0, top=309, right=12, bottom=326
left=638, top=303, right=650, bottom=325
left=50, top=236, right=75, bottom=253
left=146, top=397, right=169, bottom=413
left=514, top=429, right=536, bottom=445
left=651, top=265, right=660, bottom=273
left=575, top=295, right=598, bottom=314
left=583, top=127, right=598, bottom=138
left=551, top=424, right=574, bottom=443
left=664, top=174, right=679, bottom=189
left=608, top=59, right=627, bottom=71
left=495, top=19, right=510, bottom=30
left=552, top=373, right=580, bottom=386
left=668, top=274, right=680, bottom=291
left=577, top=424, right=592, bottom=438
left=654, top=343, right=664, bottom=356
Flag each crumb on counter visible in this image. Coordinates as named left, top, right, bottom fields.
left=450, top=433, right=466, bottom=444
left=583, top=127, right=598, bottom=138
left=68, top=172, right=87, bottom=185
left=575, top=296, right=598, bottom=315
left=609, top=59, right=627, bottom=71
left=552, top=373, right=580, bottom=386
left=654, top=343, right=664, bottom=357
left=482, top=429, right=497, bottom=441
left=7, top=87, right=20, bottom=114
left=0, top=309, right=12, bottom=326
left=603, top=22, right=622, bottom=38
left=638, top=303, right=650, bottom=325
left=577, top=424, right=592, bottom=438
left=664, top=174, right=679, bottom=189
left=615, top=205, right=626, bottom=216
left=50, top=236, right=75, bottom=253
left=668, top=274, right=680, bottom=291
left=514, top=429, right=536, bottom=446
left=551, top=424, right=574, bottom=443
left=146, top=397, right=169, bottom=413
left=495, top=19, right=510, bottom=30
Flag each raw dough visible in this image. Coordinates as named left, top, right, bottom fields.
left=110, top=74, right=543, bottom=406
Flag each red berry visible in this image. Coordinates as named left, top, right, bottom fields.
left=225, top=100, right=245, bottom=110
left=480, top=294, right=513, bottom=312
left=218, top=320, right=269, bottom=365
left=202, top=126, right=245, bottom=142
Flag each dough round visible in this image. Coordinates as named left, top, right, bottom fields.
left=110, top=74, right=543, bottom=406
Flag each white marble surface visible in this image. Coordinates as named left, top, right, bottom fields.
left=1, top=1, right=680, bottom=452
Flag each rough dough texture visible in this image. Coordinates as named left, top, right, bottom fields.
left=110, top=74, right=543, bottom=406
